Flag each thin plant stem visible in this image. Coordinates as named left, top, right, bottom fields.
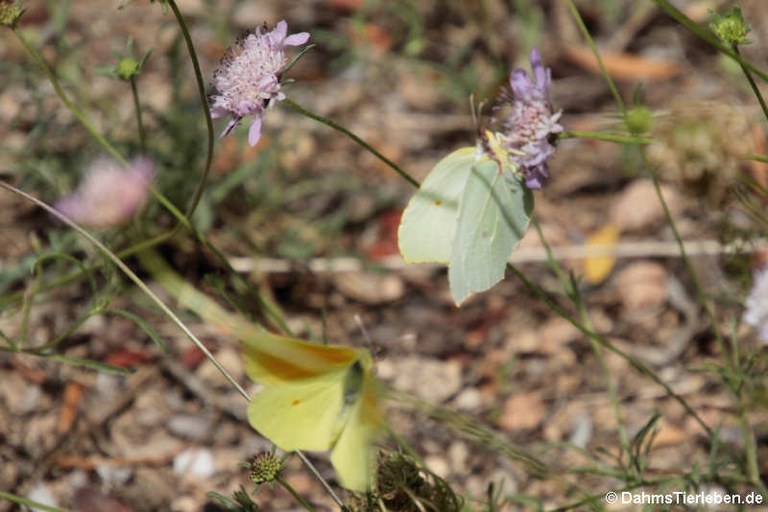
left=284, top=98, right=420, bottom=188
left=638, top=149, right=727, bottom=353
left=0, top=492, right=70, bottom=512
left=166, top=0, right=215, bottom=218
left=12, top=27, right=125, bottom=163
left=559, top=130, right=652, bottom=145
left=506, top=262, right=714, bottom=438
left=733, top=45, right=768, bottom=126
left=530, top=219, right=631, bottom=465
left=18, top=267, right=40, bottom=348
left=565, top=0, right=724, bottom=443
left=293, top=451, right=347, bottom=509
left=729, top=328, right=765, bottom=492
left=565, top=0, right=625, bottom=112
left=130, top=76, right=147, bottom=153
left=276, top=476, right=318, bottom=512
left=531, top=0, right=637, bottom=461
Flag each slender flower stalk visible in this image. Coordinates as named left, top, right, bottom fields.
left=210, top=20, right=310, bottom=146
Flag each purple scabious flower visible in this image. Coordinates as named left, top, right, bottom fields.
left=493, top=48, right=562, bottom=189
left=210, top=21, right=310, bottom=147
left=743, top=267, right=768, bottom=343
left=55, top=157, right=154, bottom=228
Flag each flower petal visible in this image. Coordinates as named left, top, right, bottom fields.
left=509, top=69, right=534, bottom=99
left=271, top=20, right=288, bottom=45
left=530, top=48, right=548, bottom=90
left=284, top=31, right=310, bottom=47
left=248, top=116, right=264, bottom=146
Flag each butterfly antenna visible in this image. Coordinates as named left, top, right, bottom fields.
left=354, top=314, right=380, bottom=357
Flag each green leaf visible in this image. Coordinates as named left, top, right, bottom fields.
left=108, top=308, right=169, bottom=354
left=47, top=354, right=134, bottom=375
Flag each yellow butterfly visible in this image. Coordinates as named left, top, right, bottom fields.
left=140, top=250, right=382, bottom=491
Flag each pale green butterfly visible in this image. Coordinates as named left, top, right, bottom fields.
left=398, top=133, right=533, bottom=305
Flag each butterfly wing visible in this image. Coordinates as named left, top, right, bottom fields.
left=247, top=351, right=382, bottom=492
left=329, top=356, right=381, bottom=491
left=247, top=369, right=348, bottom=452
left=398, top=147, right=476, bottom=263
left=449, top=160, right=533, bottom=305
left=242, top=328, right=360, bottom=386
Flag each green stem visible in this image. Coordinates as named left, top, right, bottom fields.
left=653, top=0, right=768, bottom=83
left=13, top=27, right=125, bottom=163
left=749, top=154, right=768, bottom=164
left=566, top=0, right=625, bottom=113
left=0, top=492, right=71, bottom=512
left=638, top=149, right=727, bottom=360
left=559, top=130, right=652, bottom=145
left=284, top=98, right=420, bottom=188
left=166, top=0, right=215, bottom=218
left=733, top=45, right=768, bottom=126
left=130, top=75, right=147, bottom=153
left=276, top=476, right=319, bottom=512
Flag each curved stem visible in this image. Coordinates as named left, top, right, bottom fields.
left=13, top=27, right=125, bottom=163
left=284, top=98, right=420, bottom=188
left=733, top=45, right=768, bottom=126
left=166, top=0, right=215, bottom=218
left=566, top=0, right=625, bottom=113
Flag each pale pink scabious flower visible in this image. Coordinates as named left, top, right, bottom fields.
left=55, top=157, right=154, bottom=228
left=493, top=48, right=562, bottom=189
left=210, top=20, right=310, bottom=147
left=743, top=267, right=768, bottom=343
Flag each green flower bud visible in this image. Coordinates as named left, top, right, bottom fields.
left=247, top=452, right=282, bottom=484
left=709, top=6, right=750, bottom=46
left=0, top=2, right=24, bottom=28
left=624, top=105, right=653, bottom=135
left=115, top=57, right=141, bottom=81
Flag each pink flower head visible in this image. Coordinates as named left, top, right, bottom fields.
left=491, top=47, right=562, bottom=189
left=210, top=20, right=310, bottom=147
left=743, top=267, right=768, bottom=343
left=55, top=157, right=154, bottom=228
